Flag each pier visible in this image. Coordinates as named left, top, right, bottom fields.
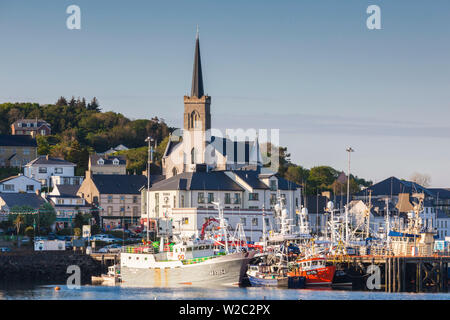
left=327, top=255, right=449, bottom=293
left=90, top=253, right=119, bottom=270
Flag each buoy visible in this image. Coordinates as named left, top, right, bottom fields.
left=54, top=286, right=60, bottom=291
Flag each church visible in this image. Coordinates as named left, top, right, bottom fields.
left=141, top=32, right=302, bottom=242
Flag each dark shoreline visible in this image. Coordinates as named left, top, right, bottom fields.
left=0, top=251, right=103, bottom=285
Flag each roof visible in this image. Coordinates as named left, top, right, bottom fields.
left=0, top=135, right=37, bottom=147
left=0, top=193, right=46, bottom=209
left=26, top=155, right=75, bottom=166
left=210, top=136, right=251, bottom=164
left=92, top=174, right=147, bottom=194
left=191, top=31, right=204, bottom=98
left=149, top=171, right=245, bottom=192
left=355, top=176, right=434, bottom=198
left=232, top=170, right=269, bottom=189
left=0, top=174, right=40, bottom=184
left=305, top=195, right=328, bottom=214
left=428, top=188, right=450, bottom=200
left=90, top=154, right=126, bottom=165
left=12, top=119, right=50, bottom=129
left=52, top=185, right=80, bottom=198
left=276, top=175, right=301, bottom=190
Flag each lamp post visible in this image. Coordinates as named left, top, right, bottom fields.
left=145, top=136, right=155, bottom=242
left=345, top=146, right=354, bottom=245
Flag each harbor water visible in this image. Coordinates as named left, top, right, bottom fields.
left=0, top=284, right=449, bottom=300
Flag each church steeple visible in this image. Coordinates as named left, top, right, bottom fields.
left=191, top=28, right=204, bottom=98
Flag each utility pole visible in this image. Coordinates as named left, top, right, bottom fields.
left=345, top=146, right=354, bottom=245
left=145, top=136, right=154, bottom=243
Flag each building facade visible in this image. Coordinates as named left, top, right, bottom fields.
left=0, top=174, right=41, bottom=193
left=24, top=155, right=76, bottom=188
left=88, top=154, right=127, bottom=175
left=0, top=135, right=37, bottom=167
left=77, top=171, right=146, bottom=229
left=11, top=119, right=51, bottom=137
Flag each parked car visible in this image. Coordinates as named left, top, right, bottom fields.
left=65, top=241, right=73, bottom=250
left=21, top=236, right=30, bottom=243
left=98, top=244, right=122, bottom=253
left=34, top=236, right=48, bottom=241
left=0, top=247, right=11, bottom=252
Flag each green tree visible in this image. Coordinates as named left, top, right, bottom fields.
left=38, top=203, right=56, bottom=231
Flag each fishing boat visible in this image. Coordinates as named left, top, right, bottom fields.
left=91, top=265, right=121, bottom=286
left=246, top=263, right=288, bottom=287
left=288, top=256, right=336, bottom=286
left=120, top=202, right=255, bottom=287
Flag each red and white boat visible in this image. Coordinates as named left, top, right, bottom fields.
left=288, top=256, right=336, bottom=286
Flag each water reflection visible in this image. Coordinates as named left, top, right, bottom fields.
left=0, top=283, right=448, bottom=300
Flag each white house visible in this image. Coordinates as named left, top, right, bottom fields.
left=141, top=167, right=301, bottom=242
left=24, top=155, right=76, bottom=188
left=436, top=210, right=450, bottom=240
left=0, top=174, right=41, bottom=193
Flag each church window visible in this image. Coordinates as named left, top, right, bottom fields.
left=191, top=148, right=196, bottom=164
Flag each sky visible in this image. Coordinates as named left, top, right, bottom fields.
left=0, top=0, right=449, bottom=187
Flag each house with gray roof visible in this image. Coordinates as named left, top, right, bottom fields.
left=0, top=193, right=46, bottom=219
left=0, top=134, right=37, bottom=167
left=24, top=155, right=76, bottom=187
left=0, top=174, right=41, bottom=193
left=77, top=171, right=148, bottom=229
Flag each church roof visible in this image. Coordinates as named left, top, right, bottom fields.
left=191, top=30, right=204, bottom=98
left=149, top=171, right=244, bottom=192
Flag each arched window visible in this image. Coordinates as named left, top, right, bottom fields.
left=190, top=111, right=201, bottom=129
left=172, top=167, right=178, bottom=176
left=191, top=148, right=196, bottom=164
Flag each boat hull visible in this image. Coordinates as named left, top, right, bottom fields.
left=290, top=266, right=336, bottom=286
left=120, top=251, right=254, bottom=288
left=247, top=275, right=288, bottom=287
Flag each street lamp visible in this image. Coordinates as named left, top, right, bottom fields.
left=145, top=137, right=155, bottom=242
left=345, top=146, right=354, bottom=245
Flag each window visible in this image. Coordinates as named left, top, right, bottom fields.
left=38, top=167, right=47, bottom=173
left=270, top=180, right=277, bottom=191
left=182, top=217, right=189, bottom=225
left=107, top=206, right=113, bottom=216
left=155, top=193, right=159, bottom=216
left=208, top=193, right=214, bottom=204
left=107, top=195, right=113, bottom=203
left=23, top=149, right=30, bottom=155
left=233, top=193, right=241, bottom=204
left=249, top=206, right=259, bottom=209
left=265, top=218, right=270, bottom=226
left=54, top=168, right=63, bottom=174
left=27, top=123, right=31, bottom=127
left=26, top=185, right=34, bottom=192
left=225, top=193, right=231, bottom=204
left=270, top=194, right=277, bottom=205
left=40, top=130, right=46, bottom=136
left=113, top=159, right=119, bottom=165
left=240, top=217, right=246, bottom=225
left=57, top=199, right=64, bottom=205
left=252, top=218, right=258, bottom=226
left=133, top=196, right=138, bottom=204
left=18, top=123, right=22, bottom=127
left=249, top=193, right=259, bottom=201
left=97, top=159, right=104, bottom=165
left=3, top=184, right=14, bottom=191
left=181, top=195, right=185, bottom=208
left=198, top=192, right=205, bottom=204
left=120, top=206, right=125, bottom=213
left=133, top=206, right=138, bottom=215
left=76, top=199, right=83, bottom=205
left=120, top=196, right=125, bottom=204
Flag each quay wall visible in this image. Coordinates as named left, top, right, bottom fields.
left=0, top=251, right=103, bottom=284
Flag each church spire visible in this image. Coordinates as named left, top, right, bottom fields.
left=191, top=27, right=204, bottom=98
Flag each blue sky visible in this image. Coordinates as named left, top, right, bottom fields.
left=1, top=1, right=449, bottom=186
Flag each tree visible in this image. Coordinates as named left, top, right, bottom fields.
left=55, top=96, right=68, bottom=106
left=87, top=97, right=101, bottom=111
left=409, top=172, right=431, bottom=187
left=36, top=135, right=51, bottom=155
left=38, top=203, right=56, bottom=231
left=14, top=215, right=25, bottom=236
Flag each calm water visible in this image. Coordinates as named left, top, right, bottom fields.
left=0, top=284, right=449, bottom=300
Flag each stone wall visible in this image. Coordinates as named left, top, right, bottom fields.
left=0, top=251, right=103, bottom=284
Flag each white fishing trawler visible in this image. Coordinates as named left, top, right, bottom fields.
left=120, top=202, right=256, bottom=287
